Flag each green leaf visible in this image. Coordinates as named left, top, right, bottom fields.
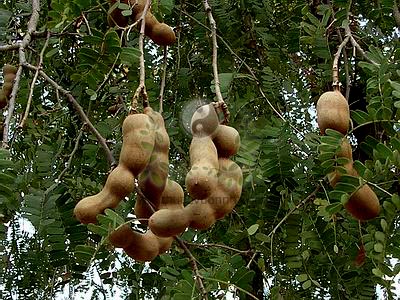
left=120, top=47, right=140, bottom=66
left=247, top=224, right=259, bottom=236
left=374, top=243, right=384, bottom=253
left=296, top=274, right=308, bottom=282
left=302, top=280, right=312, bottom=289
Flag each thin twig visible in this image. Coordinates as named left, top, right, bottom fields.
left=96, top=52, right=120, bottom=94
left=57, top=126, right=85, bottom=181
left=2, top=0, right=41, bottom=147
left=131, top=0, right=152, bottom=113
left=175, top=238, right=209, bottom=300
left=19, top=32, right=51, bottom=128
left=185, top=241, right=253, bottom=256
left=81, top=13, right=92, bottom=35
left=246, top=186, right=320, bottom=268
left=22, top=63, right=116, bottom=166
left=202, top=0, right=230, bottom=123
left=344, top=24, right=379, bottom=66
left=2, top=66, right=23, bottom=147
left=44, top=126, right=85, bottom=196
left=332, top=34, right=350, bottom=91
left=393, top=0, right=400, bottom=28
left=158, top=46, right=168, bottom=114
left=336, top=29, right=351, bottom=100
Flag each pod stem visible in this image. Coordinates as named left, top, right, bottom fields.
left=131, top=0, right=152, bottom=114
left=202, top=0, right=229, bottom=124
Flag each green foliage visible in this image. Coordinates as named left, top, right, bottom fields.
left=0, top=0, right=399, bottom=299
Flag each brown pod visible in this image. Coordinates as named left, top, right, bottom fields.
left=74, top=114, right=156, bottom=224
left=134, top=194, right=154, bottom=224
left=328, top=162, right=357, bottom=188
left=3, top=82, right=13, bottom=96
left=336, top=138, right=352, bottom=159
left=185, top=136, right=219, bottom=199
left=209, top=158, right=243, bottom=219
left=4, top=73, right=16, bottom=83
left=184, top=201, right=216, bottom=230
left=148, top=23, right=176, bottom=46
left=123, top=230, right=160, bottom=262
left=316, top=91, right=350, bottom=135
left=212, top=125, right=241, bottom=158
left=110, top=226, right=173, bottom=261
left=190, top=103, right=219, bottom=138
left=0, top=90, right=7, bottom=109
left=149, top=208, right=190, bottom=237
left=108, top=224, right=134, bottom=248
left=74, top=166, right=135, bottom=224
left=3, top=64, right=17, bottom=75
left=344, top=184, right=380, bottom=221
left=119, top=113, right=155, bottom=176
left=135, top=107, right=170, bottom=222
left=143, top=12, right=158, bottom=36
left=148, top=179, right=187, bottom=237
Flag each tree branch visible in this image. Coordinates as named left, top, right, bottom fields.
left=393, top=0, right=400, bottom=28
left=158, top=46, right=168, bottom=114
left=332, top=35, right=350, bottom=91
left=336, top=29, right=351, bottom=100
left=22, top=63, right=116, bottom=166
left=131, top=0, right=152, bottom=113
left=2, top=66, right=23, bottom=147
left=202, top=0, right=230, bottom=123
left=185, top=241, right=253, bottom=256
left=175, top=238, right=209, bottom=299
left=19, top=32, right=51, bottom=128
left=246, top=186, right=320, bottom=268
left=2, top=0, right=41, bottom=147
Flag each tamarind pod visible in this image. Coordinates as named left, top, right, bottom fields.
left=147, top=179, right=186, bottom=237
left=108, top=224, right=135, bottom=248
left=149, top=208, right=190, bottom=237
left=336, top=138, right=352, bottom=160
left=316, top=91, right=350, bottom=135
left=147, top=23, right=176, bottom=46
left=0, top=90, right=7, bottom=109
left=328, top=162, right=357, bottom=188
left=119, top=113, right=155, bottom=176
left=138, top=107, right=170, bottom=206
left=158, top=179, right=184, bottom=209
left=4, top=73, right=16, bottom=83
left=185, top=136, right=218, bottom=199
left=212, top=125, right=241, bottom=158
left=345, top=184, right=380, bottom=221
left=111, top=226, right=172, bottom=262
left=184, top=201, right=216, bottom=230
left=123, top=230, right=160, bottom=262
left=74, top=166, right=134, bottom=224
left=134, top=194, right=154, bottom=225
left=190, top=103, right=219, bottom=138
left=3, top=82, right=13, bottom=97
left=3, top=64, right=17, bottom=75
left=204, top=159, right=242, bottom=219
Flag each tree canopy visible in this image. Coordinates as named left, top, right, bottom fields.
left=0, top=0, right=400, bottom=299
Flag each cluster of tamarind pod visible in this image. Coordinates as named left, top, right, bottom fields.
left=148, top=104, right=243, bottom=237
left=73, top=103, right=242, bottom=261
left=0, top=64, right=17, bottom=109
left=108, top=0, right=176, bottom=46
left=316, top=90, right=380, bottom=221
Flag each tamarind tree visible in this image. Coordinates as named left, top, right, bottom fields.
left=1, top=0, right=400, bottom=299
